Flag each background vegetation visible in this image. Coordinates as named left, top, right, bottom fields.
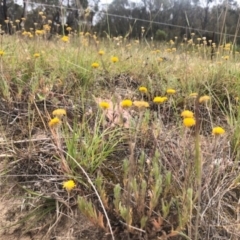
left=1, top=0, right=240, bottom=43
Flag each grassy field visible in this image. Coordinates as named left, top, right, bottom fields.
left=1, top=29, right=240, bottom=240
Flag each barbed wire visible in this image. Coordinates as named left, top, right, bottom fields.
left=19, top=0, right=240, bottom=38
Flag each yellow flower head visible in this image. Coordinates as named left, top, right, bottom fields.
left=85, top=32, right=91, bottom=37
left=22, top=31, right=30, bottom=36
left=212, top=126, right=225, bottom=135
left=43, top=24, right=50, bottom=31
left=35, top=30, right=44, bottom=35
left=139, top=86, right=148, bottom=93
left=181, top=110, right=194, bottom=118
left=33, top=53, right=40, bottom=58
left=199, top=95, right=211, bottom=103
left=0, top=50, right=5, bottom=56
left=183, top=117, right=196, bottom=127
left=167, top=89, right=176, bottom=95
left=189, top=92, right=198, bottom=98
left=133, top=101, right=149, bottom=109
left=63, top=180, right=76, bottom=192
left=98, top=50, right=105, bottom=55
left=91, top=62, right=99, bottom=68
left=66, top=27, right=72, bottom=31
left=48, top=117, right=61, bottom=127
left=153, top=96, right=168, bottom=104
left=99, top=101, right=110, bottom=110
left=223, top=55, right=229, bottom=60
left=61, top=36, right=69, bottom=42
left=111, top=56, right=119, bottom=63
left=52, top=109, right=66, bottom=118
left=121, top=99, right=133, bottom=108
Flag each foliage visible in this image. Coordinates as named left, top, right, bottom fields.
left=155, top=29, right=167, bottom=41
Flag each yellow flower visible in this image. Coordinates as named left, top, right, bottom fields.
left=121, top=99, right=133, bottom=108
left=167, top=89, right=176, bottom=95
left=223, top=55, right=229, bottom=60
left=98, top=50, right=105, bottom=55
left=181, top=110, right=194, bottom=118
left=189, top=92, right=198, bottom=98
left=0, top=50, right=5, bottom=56
left=153, top=96, right=168, bottom=104
left=33, top=53, right=40, bottom=58
left=199, top=95, right=211, bottom=103
left=63, top=180, right=76, bottom=192
left=61, top=36, right=69, bottom=42
left=48, top=117, right=61, bottom=127
left=99, top=101, right=110, bottom=110
left=225, top=43, right=231, bottom=48
left=91, top=62, right=99, bottom=68
left=212, top=127, right=225, bottom=135
left=139, top=86, right=148, bottom=93
left=66, top=27, right=72, bottom=31
left=133, top=101, right=149, bottom=109
left=52, top=109, right=66, bottom=118
left=111, top=56, right=119, bottom=63
left=43, top=24, right=50, bottom=31
left=183, top=117, right=196, bottom=127
left=22, top=31, right=29, bottom=36
left=35, top=30, right=44, bottom=35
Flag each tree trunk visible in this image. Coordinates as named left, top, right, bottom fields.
left=3, top=0, right=7, bottom=20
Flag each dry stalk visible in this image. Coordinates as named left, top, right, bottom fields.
left=219, top=0, right=229, bottom=46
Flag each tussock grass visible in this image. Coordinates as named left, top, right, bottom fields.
left=0, top=30, right=240, bottom=240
